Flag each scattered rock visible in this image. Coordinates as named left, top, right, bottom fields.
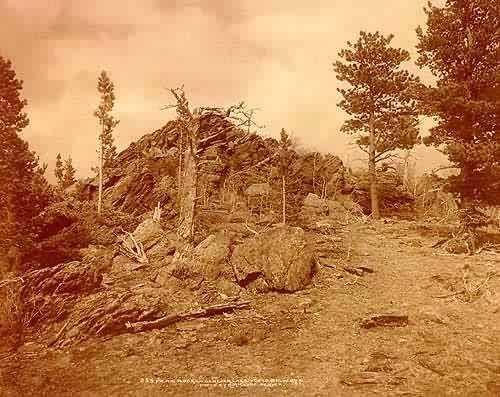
left=343, top=265, right=375, bottom=276
left=146, top=233, right=177, bottom=263
left=314, top=220, right=335, bottom=230
left=335, top=193, right=359, bottom=211
left=318, top=258, right=337, bottom=269
left=80, top=245, right=114, bottom=272
left=230, top=332, right=250, bottom=346
left=193, top=232, right=232, bottom=280
left=154, top=266, right=185, bottom=294
left=231, top=225, right=315, bottom=292
left=340, top=371, right=386, bottom=386
left=363, top=352, right=396, bottom=372
left=176, top=320, right=206, bottom=332
left=245, top=183, right=271, bottom=198
left=246, top=276, right=271, bottom=294
left=418, top=307, right=449, bottom=325
left=125, top=218, right=164, bottom=251
left=111, top=255, right=146, bottom=273
left=327, top=200, right=349, bottom=220
left=303, top=193, right=329, bottom=216
left=161, top=233, right=234, bottom=283
left=215, top=279, right=242, bottom=297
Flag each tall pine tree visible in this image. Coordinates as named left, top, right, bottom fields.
left=334, top=32, right=421, bottom=218
left=62, top=156, right=76, bottom=189
left=94, top=71, right=119, bottom=214
left=416, top=0, right=500, bottom=211
left=54, top=153, right=64, bottom=187
left=0, top=55, right=52, bottom=257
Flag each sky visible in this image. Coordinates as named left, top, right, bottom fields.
left=0, top=0, right=448, bottom=180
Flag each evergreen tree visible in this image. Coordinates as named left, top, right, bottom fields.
left=54, top=153, right=64, bottom=187
left=94, top=71, right=119, bottom=214
left=334, top=32, right=421, bottom=218
left=416, top=0, right=500, bottom=209
left=62, top=156, right=76, bottom=189
left=0, top=55, right=52, bottom=254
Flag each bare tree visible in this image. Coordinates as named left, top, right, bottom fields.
left=279, top=129, right=292, bottom=224
left=227, top=103, right=265, bottom=135
left=168, top=87, right=200, bottom=242
left=167, top=88, right=247, bottom=243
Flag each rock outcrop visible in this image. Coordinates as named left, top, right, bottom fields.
left=77, top=116, right=350, bottom=218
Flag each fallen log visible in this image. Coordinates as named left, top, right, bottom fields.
left=125, top=299, right=251, bottom=333
left=360, top=314, right=408, bottom=329
left=343, top=265, right=374, bottom=276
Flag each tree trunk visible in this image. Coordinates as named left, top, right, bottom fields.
left=312, top=153, right=316, bottom=195
left=97, top=135, right=103, bottom=216
left=177, top=147, right=198, bottom=242
left=177, top=128, right=183, bottom=207
left=282, top=174, right=286, bottom=224
left=368, top=116, right=380, bottom=219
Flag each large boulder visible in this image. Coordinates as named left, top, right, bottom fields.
left=230, top=225, right=315, bottom=292
left=192, top=232, right=233, bottom=280
left=327, top=200, right=349, bottom=222
left=158, top=232, right=233, bottom=284
left=245, top=183, right=271, bottom=197
left=110, top=255, right=145, bottom=273
left=194, top=233, right=231, bottom=264
left=122, top=218, right=164, bottom=251
left=334, top=193, right=359, bottom=212
left=303, top=193, right=329, bottom=216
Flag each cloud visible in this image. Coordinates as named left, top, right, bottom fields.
left=0, top=0, right=447, bottom=180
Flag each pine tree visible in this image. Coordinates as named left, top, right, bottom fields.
left=416, top=0, right=500, bottom=209
left=62, top=156, right=76, bottom=189
left=334, top=32, right=421, bottom=219
left=0, top=55, right=51, bottom=255
left=54, top=153, right=64, bottom=187
left=101, top=122, right=118, bottom=169
left=94, top=70, right=119, bottom=214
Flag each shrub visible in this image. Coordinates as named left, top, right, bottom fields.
left=20, top=199, right=140, bottom=271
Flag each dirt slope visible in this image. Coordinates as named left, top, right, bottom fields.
left=1, top=220, right=500, bottom=396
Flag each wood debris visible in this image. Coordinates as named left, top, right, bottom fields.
left=360, top=314, right=409, bottom=329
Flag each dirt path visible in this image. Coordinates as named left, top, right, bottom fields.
left=1, top=220, right=500, bottom=396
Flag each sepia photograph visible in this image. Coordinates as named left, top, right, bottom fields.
left=1, top=0, right=499, bottom=395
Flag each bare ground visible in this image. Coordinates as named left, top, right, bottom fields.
left=1, top=220, right=500, bottom=396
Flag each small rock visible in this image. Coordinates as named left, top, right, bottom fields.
left=111, top=255, right=145, bottom=273
left=122, top=218, right=164, bottom=251
left=216, top=279, right=242, bottom=297
left=418, top=307, right=449, bottom=325
left=303, top=193, right=329, bottom=216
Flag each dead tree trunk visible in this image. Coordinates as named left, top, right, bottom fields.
left=177, top=145, right=198, bottom=242
left=279, top=128, right=291, bottom=224
left=177, top=126, right=184, bottom=207
left=312, top=153, right=317, bottom=195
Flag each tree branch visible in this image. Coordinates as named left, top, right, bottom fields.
left=374, top=152, right=397, bottom=163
